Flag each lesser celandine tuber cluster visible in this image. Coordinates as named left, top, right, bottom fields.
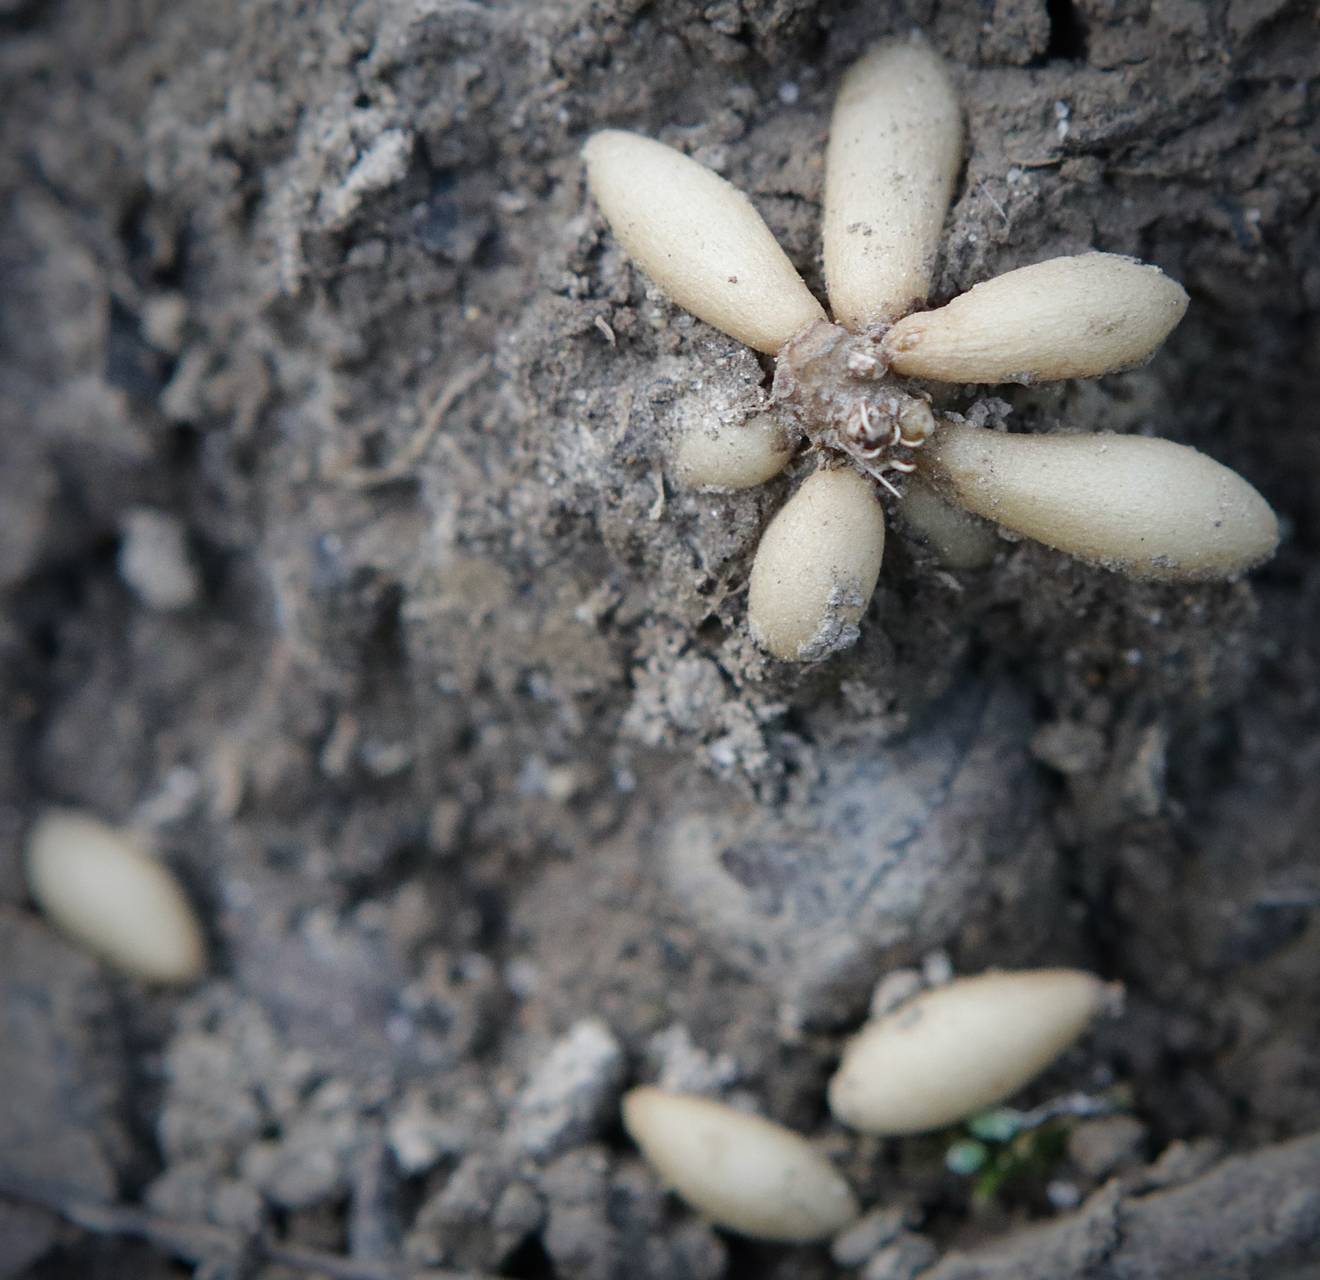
left=582, top=35, right=1279, bottom=661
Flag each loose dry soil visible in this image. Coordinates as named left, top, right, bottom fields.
left=3, top=1, right=1320, bottom=1277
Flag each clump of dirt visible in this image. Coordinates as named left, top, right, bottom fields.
left=3, top=0, right=1320, bottom=1277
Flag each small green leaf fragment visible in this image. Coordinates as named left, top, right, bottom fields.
left=945, top=1139, right=988, bottom=1175
left=968, top=1107, right=1025, bottom=1143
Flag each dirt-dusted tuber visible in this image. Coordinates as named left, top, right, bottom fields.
left=928, top=424, right=1280, bottom=578
left=673, top=411, right=793, bottom=491
left=581, top=130, right=824, bottom=355
left=823, top=38, right=963, bottom=330
left=582, top=34, right=1279, bottom=661
left=24, top=810, right=207, bottom=984
left=882, top=254, right=1189, bottom=384
left=828, top=969, right=1117, bottom=1135
left=747, top=467, right=886, bottom=662
left=622, top=1086, right=860, bottom=1242
left=897, top=475, right=999, bottom=570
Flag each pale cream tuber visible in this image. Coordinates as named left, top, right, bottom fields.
left=674, top=413, right=794, bottom=490
left=623, top=1086, right=859, bottom=1242
left=883, top=254, right=1189, bottom=383
left=823, top=36, right=963, bottom=332
left=897, top=474, right=999, bottom=570
left=924, top=421, right=1279, bottom=578
left=25, top=809, right=207, bottom=984
left=747, top=467, right=886, bottom=661
left=828, top=969, right=1115, bottom=1135
left=582, top=130, right=824, bottom=354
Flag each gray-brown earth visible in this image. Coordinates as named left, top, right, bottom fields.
left=2, top=0, right=1319, bottom=1277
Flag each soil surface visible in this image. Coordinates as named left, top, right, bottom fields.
left=3, top=1, right=1320, bottom=1277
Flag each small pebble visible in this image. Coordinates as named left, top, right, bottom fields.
left=491, top=1180, right=545, bottom=1261
left=118, top=508, right=200, bottom=611
left=869, top=969, right=924, bottom=1020
left=1067, top=1114, right=1148, bottom=1179
left=1047, top=1179, right=1082, bottom=1209
left=832, top=1205, right=919, bottom=1268
left=1030, top=721, right=1107, bottom=775
left=921, top=949, right=954, bottom=987
left=387, top=1090, right=472, bottom=1175
left=863, top=1233, right=938, bottom=1280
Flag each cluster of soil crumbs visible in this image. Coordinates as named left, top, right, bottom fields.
left=3, top=0, right=1320, bottom=1277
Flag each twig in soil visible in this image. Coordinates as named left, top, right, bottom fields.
left=0, top=1172, right=501, bottom=1280
left=338, top=357, right=492, bottom=489
left=1015, top=1090, right=1123, bottom=1130
left=1253, top=886, right=1320, bottom=909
